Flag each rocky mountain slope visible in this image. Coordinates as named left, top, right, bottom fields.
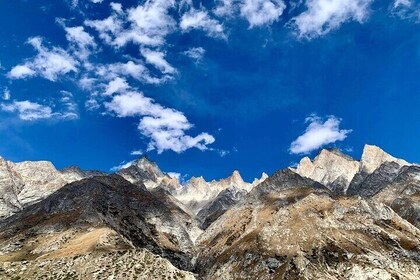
left=0, top=144, right=418, bottom=279
left=0, top=175, right=197, bottom=270
left=0, top=157, right=103, bottom=219
left=295, top=148, right=360, bottom=194
left=196, top=170, right=419, bottom=279
left=174, top=170, right=266, bottom=215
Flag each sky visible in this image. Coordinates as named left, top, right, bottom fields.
left=0, top=0, right=419, bottom=182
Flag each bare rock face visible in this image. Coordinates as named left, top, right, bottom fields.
left=295, top=149, right=360, bottom=194
left=347, top=161, right=403, bottom=196
left=117, top=156, right=181, bottom=192
left=193, top=172, right=269, bottom=230
left=372, top=164, right=420, bottom=228
left=360, top=144, right=409, bottom=174
left=0, top=157, right=24, bottom=218
left=60, top=166, right=107, bottom=183
left=0, top=175, right=196, bottom=271
left=0, top=144, right=418, bottom=279
left=13, top=161, right=68, bottom=207
left=252, top=172, right=269, bottom=187
left=175, top=171, right=252, bottom=215
left=196, top=170, right=420, bottom=280
left=196, top=186, right=248, bottom=230
left=0, top=158, right=67, bottom=219
left=0, top=156, right=110, bottom=220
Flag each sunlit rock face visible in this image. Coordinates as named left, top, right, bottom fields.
left=0, top=144, right=419, bottom=279
left=0, top=156, right=109, bottom=219
left=360, top=144, right=409, bottom=174
left=295, top=148, right=360, bottom=194
left=174, top=170, right=255, bottom=215
left=196, top=169, right=420, bottom=280
left=117, top=156, right=183, bottom=194
left=0, top=158, right=67, bottom=218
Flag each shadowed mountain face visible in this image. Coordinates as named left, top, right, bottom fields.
left=0, top=175, right=195, bottom=271
left=0, top=144, right=419, bottom=279
left=197, top=186, right=248, bottom=230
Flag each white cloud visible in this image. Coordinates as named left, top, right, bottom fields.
left=105, top=91, right=215, bottom=153
left=85, top=98, right=100, bottom=111
left=103, top=77, right=130, bottom=96
left=63, top=25, right=97, bottom=60
left=141, top=48, right=176, bottom=74
left=291, top=0, right=373, bottom=38
left=130, top=149, right=144, bottom=156
left=8, top=37, right=78, bottom=81
left=1, top=91, right=78, bottom=121
left=1, top=100, right=52, bottom=121
left=110, top=160, right=135, bottom=172
left=240, top=0, right=286, bottom=27
left=78, top=76, right=97, bottom=90
left=84, top=10, right=124, bottom=45
left=289, top=115, right=352, bottom=154
left=2, top=88, right=11, bottom=101
left=183, top=47, right=206, bottom=62
left=90, top=0, right=104, bottom=3
left=214, top=0, right=236, bottom=17
left=394, top=0, right=412, bottom=8
left=124, top=0, right=176, bottom=46
left=392, top=0, right=420, bottom=21
left=214, top=0, right=286, bottom=27
left=8, top=65, right=36, bottom=79
left=59, top=90, right=79, bottom=120
left=85, top=0, right=176, bottom=48
left=180, top=9, right=226, bottom=38
left=103, top=61, right=171, bottom=84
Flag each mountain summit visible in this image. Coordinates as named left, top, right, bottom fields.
left=0, top=144, right=418, bottom=279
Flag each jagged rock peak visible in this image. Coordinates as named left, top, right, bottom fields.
left=361, top=144, right=409, bottom=174
left=295, top=148, right=359, bottom=193
left=252, top=172, right=269, bottom=186
left=185, top=176, right=206, bottom=186
left=61, top=166, right=83, bottom=172
left=223, top=170, right=244, bottom=185
left=132, top=155, right=160, bottom=169
left=325, top=147, right=355, bottom=160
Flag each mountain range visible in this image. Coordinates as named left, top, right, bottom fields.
left=0, top=144, right=418, bottom=279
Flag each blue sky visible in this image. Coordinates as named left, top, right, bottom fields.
left=0, top=0, right=419, bottom=182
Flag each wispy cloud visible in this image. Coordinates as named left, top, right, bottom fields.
left=130, top=149, right=144, bottom=156
left=240, top=0, right=286, bottom=27
left=1, top=100, right=53, bottom=121
left=291, top=0, right=373, bottom=38
left=62, top=24, right=97, bottom=60
left=103, top=77, right=130, bottom=96
left=180, top=8, right=226, bottom=39
left=391, top=0, right=420, bottom=21
left=1, top=91, right=79, bottom=121
left=105, top=90, right=215, bottom=153
left=183, top=47, right=206, bottom=62
left=141, top=48, right=177, bottom=74
left=85, top=0, right=176, bottom=48
left=214, top=0, right=286, bottom=27
left=289, top=115, right=352, bottom=154
left=8, top=37, right=78, bottom=81
left=2, top=88, right=11, bottom=101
